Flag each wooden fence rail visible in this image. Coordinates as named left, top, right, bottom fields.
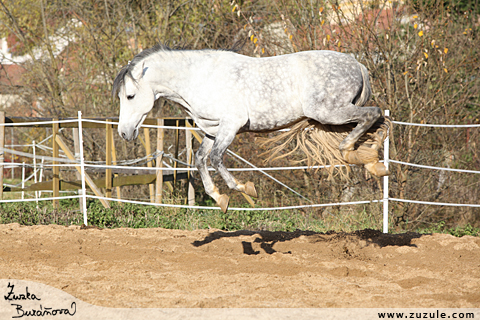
left=0, top=113, right=196, bottom=208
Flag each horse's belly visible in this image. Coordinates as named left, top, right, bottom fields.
left=247, top=104, right=303, bottom=131
left=192, top=118, right=221, bottom=136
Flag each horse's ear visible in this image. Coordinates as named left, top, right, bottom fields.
left=141, top=62, right=148, bottom=78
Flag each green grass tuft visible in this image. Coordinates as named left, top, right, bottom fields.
left=0, top=200, right=478, bottom=237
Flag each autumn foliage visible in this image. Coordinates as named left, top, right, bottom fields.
left=0, top=0, right=479, bottom=230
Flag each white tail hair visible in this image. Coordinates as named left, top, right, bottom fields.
left=259, top=117, right=391, bottom=179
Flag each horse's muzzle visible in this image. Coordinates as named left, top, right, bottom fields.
left=119, top=127, right=138, bottom=141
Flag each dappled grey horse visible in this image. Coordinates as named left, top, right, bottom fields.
left=113, top=44, right=386, bottom=212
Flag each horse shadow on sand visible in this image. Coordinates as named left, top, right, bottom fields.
left=191, top=228, right=425, bottom=255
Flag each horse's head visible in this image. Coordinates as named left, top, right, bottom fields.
left=114, top=64, right=155, bottom=141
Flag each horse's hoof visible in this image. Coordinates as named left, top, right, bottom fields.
left=365, top=162, right=390, bottom=177
left=218, top=194, right=230, bottom=213
left=245, top=181, right=257, bottom=198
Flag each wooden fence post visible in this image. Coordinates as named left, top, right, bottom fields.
left=111, top=131, right=121, bottom=200
left=73, top=128, right=83, bottom=212
left=0, top=111, right=4, bottom=200
left=173, top=119, right=179, bottom=184
left=105, top=120, right=112, bottom=198
left=52, top=118, right=59, bottom=208
left=55, top=135, right=110, bottom=209
left=155, top=118, right=164, bottom=203
left=186, top=119, right=195, bottom=206
left=10, top=127, right=13, bottom=180
left=144, top=127, right=155, bottom=202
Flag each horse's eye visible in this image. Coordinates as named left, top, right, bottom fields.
left=127, top=94, right=135, bottom=100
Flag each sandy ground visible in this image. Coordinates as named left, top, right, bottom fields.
left=0, top=223, right=479, bottom=308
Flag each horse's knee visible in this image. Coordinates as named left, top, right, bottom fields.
left=209, top=150, right=223, bottom=169
left=194, top=151, right=205, bottom=168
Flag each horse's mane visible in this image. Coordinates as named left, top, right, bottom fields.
left=112, top=43, right=173, bottom=97
left=112, top=40, right=246, bottom=98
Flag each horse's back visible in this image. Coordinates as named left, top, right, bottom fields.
left=177, top=49, right=367, bottom=133
left=286, top=51, right=366, bottom=109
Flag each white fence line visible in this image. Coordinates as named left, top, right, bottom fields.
left=226, top=149, right=310, bottom=201
left=0, top=160, right=361, bottom=172
left=86, top=194, right=379, bottom=211
left=0, top=195, right=83, bottom=203
left=81, top=118, right=203, bottom=131
left=389, top=160, right=480, bottom=174
left=0, top=119, right=78, bottom=127
left=392, top=120, right=480, bottom=128
left=389, top=198, right=480, bottom=208
left=1, top=111, right=479, bottom=232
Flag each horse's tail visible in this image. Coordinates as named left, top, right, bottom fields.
left=354, top=63, right=372, bottom=107
left=258, top=119, right=389, bottom=179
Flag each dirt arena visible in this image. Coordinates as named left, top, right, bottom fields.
left=0, top=223, right=479, bottom=308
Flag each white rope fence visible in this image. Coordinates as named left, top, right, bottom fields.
left=1, top=110, right=479, bottom=233
left=391, top=120, right=480, bottom=128
left=381, top=115, right=480, bottom=232
left=389, top=159, right=480, bottom=175
left=86, top=194, right=378, bottom=211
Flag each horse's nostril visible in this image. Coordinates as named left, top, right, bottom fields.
left=121, top=132, right=127, bottom=140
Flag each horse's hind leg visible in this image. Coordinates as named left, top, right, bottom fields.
left=338, top=106, right=389, bottom=176
left=363, top=123, right=389, bottom=176
left=337, top=106, right=389, bottom=177
left=305, top=104, right=388, bottom=176
left=195, top=136, right=229, bottom=212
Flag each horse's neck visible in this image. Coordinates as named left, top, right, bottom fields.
left=147, top=51, right=223, bottom=99
left=144, top=51, right=201, bottom=105
left=148, top=51, right=204, bottom=84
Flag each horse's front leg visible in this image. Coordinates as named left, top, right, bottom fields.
left=208, top=126, right=257, bottom=213
left=194, top=137, right=229, bottom=212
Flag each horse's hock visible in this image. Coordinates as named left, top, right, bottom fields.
left=342, top=117, right=391, bottom=177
